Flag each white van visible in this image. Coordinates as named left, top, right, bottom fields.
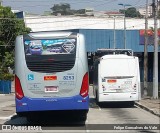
left=93, top=49, right=141, bottom=105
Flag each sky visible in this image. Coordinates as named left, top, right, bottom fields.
left=2, top=0, right=153, bottom=14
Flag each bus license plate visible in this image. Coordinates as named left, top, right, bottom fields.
left=45, top=86, right=58, bottom=92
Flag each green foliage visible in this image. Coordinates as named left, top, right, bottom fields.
left=0, top=6, right=31, bottom=80
left=51, top=3, right=73, bottom=15
left=3, top=52, right=14, bottom=67
left=72, top=9, right=85, bottom=14
left=0, top=73, right=14, bottom=81
left=0, top=66, right=14, bottom=81
left=0, top=61, right=14, bottom=81
left=120, top=7, right=141, bottom=18
left=0, top=6, right=31, bottom=47
left=50, top=3, right=85, bottom=15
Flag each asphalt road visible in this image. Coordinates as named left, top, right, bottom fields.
left=0, top=86, right=159, bottom=133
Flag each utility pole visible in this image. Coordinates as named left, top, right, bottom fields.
left=113, top=16, right=116, bottom=49
left=118, top=3, right=131, bottom=49
left=124, top=6, right=126, bottom=49
left=153, top=0, right=159, bottom=99
left=143, top=0, right=149, bottom=97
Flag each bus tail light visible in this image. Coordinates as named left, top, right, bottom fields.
left=80, top=72, right=89, bottom=97
left=15, top=75, right=24, bottom=100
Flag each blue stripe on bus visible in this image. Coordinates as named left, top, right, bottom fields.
left=16, top=95, right=89, bottom=112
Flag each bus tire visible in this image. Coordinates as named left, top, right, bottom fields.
left=17, top=112, right=25, bottom=117
left=74, top=111, right=87, bottom=121
left=79, top=113, right=87, bottom=121
left=26, top=115, right=40, bottom=124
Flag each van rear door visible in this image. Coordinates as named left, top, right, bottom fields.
left=100, top=57, right=138, bottom=93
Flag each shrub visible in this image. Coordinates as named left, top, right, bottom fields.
left=0, top=73, right=14, bottom=81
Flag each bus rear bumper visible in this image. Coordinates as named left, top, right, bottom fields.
left=98, top=92, right=139, bottom=102
left=16, top=95, right=89, bottom=113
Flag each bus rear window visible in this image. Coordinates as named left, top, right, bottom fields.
left=24, top=39, right=76, bottom=55
left=24, top=39, right=76, bottom=73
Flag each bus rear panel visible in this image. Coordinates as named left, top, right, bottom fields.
left=15, top=32, right=89, bottom=118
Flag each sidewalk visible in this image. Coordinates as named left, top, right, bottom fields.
left=11, top=80, right=15, bottom=93
left=135, top=97, right=160, bottom=117
left=0, top=81, right=15, bottom=108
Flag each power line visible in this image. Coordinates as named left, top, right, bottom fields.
left=3, top=0, right=148, bottom=12
left=3, top=0, right=118, bottom=10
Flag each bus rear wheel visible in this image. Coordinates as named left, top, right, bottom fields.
left=73, top=111, right=88, bottom=121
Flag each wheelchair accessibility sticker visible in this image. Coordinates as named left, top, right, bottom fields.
left=28, top=74, right=34, bottom=81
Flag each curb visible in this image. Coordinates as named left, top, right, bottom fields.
left=0, top=93, right=15, bottom=96
left=135, top=102, right=160, bottom=117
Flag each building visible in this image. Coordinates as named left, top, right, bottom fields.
left=24, top=15, right=160, bottom=83
left=12, top=10, right=25, bottom=18
left=85, top=8, right=94, bottom=16
left=24, top=15, right=158, bottom=32
left=138, top=6, right=152, bottom=17
left=94, top=11, right=124, bottom=18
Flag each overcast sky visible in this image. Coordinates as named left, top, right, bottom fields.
left=3, top=0, right=152, bottom=14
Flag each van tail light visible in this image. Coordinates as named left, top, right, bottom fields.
left=80, top=72, right=89, bottom=97
left=15, top=75, right=24, bottom=100
left=107, top=79, right=117, bottom=83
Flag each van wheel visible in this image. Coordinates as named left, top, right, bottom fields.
left=129, top=101, right=135, bottom=107
left=95, top=91, right=99, bottom=104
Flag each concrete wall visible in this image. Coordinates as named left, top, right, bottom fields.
left=141, top=82, right=160, bottom=97
left=24, top=15, right=157, bottom=32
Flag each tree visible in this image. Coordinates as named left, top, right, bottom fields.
left=72, top=9, right=85, bottom=15
left=0, top=6, right=31, bottom=75
left=51, top=3, right=73, bottom=15
left=50, top=3, right=86, bottom=16
left=120, top=7, right=141, bottom=18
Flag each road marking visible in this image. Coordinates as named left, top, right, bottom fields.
left=86, top=130, right=90, bottom=132
left=0, top=113, right=16, bottom=120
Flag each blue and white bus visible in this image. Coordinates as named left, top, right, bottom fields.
left=15, top=31, right=89, bottom=121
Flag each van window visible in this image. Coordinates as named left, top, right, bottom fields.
left=101, top=59, right=137, bottom=77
